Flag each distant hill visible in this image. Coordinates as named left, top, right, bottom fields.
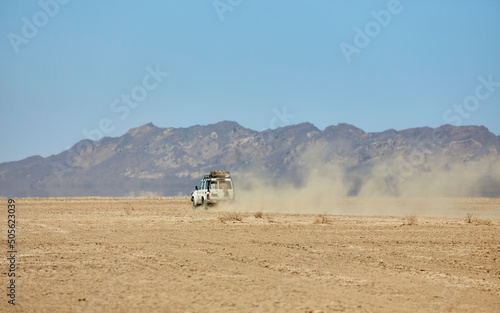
left=1, top=121, right=499, bottom=197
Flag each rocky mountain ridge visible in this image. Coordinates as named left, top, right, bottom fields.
left=1, top=121, right=499, bottom=197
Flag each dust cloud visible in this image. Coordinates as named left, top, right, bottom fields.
left=229, top=150, right=500, bottom=218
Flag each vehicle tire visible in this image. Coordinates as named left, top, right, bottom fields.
left=192, top=198, right=197, bottom=209
left=201, top=197, right=208, bottom=210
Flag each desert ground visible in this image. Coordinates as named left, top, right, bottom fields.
left=2, top=197, right=499, bottom=312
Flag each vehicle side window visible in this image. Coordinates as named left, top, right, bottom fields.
left=204, top=181, right=209, bottom=190
left=211, top=181, right=216, bottom=189
left=199, top=181, right=203, bottom=189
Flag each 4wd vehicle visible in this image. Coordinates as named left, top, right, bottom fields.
left=191, top=170, right=235, bottom=208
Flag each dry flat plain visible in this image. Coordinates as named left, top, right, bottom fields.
left=2, top=197, right=500, bottom=312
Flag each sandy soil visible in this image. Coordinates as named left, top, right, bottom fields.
left=2, top=197, right=499, bottom=312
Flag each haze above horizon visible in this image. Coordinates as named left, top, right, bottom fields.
left=1, top=0, right=499, bottom=163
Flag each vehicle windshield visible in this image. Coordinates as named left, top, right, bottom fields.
left=210, top=179, right=233, bottom=190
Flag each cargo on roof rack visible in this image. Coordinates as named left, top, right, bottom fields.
left=210, top=170, right=231, bottom=178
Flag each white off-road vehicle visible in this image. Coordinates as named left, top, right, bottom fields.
left=191, top=170, right=235, bottom=208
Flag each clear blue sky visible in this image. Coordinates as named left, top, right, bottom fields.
left=1, top=0, right=499, bottom=163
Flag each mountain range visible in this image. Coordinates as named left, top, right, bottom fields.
left=1, top=121, right=499, bottom=197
